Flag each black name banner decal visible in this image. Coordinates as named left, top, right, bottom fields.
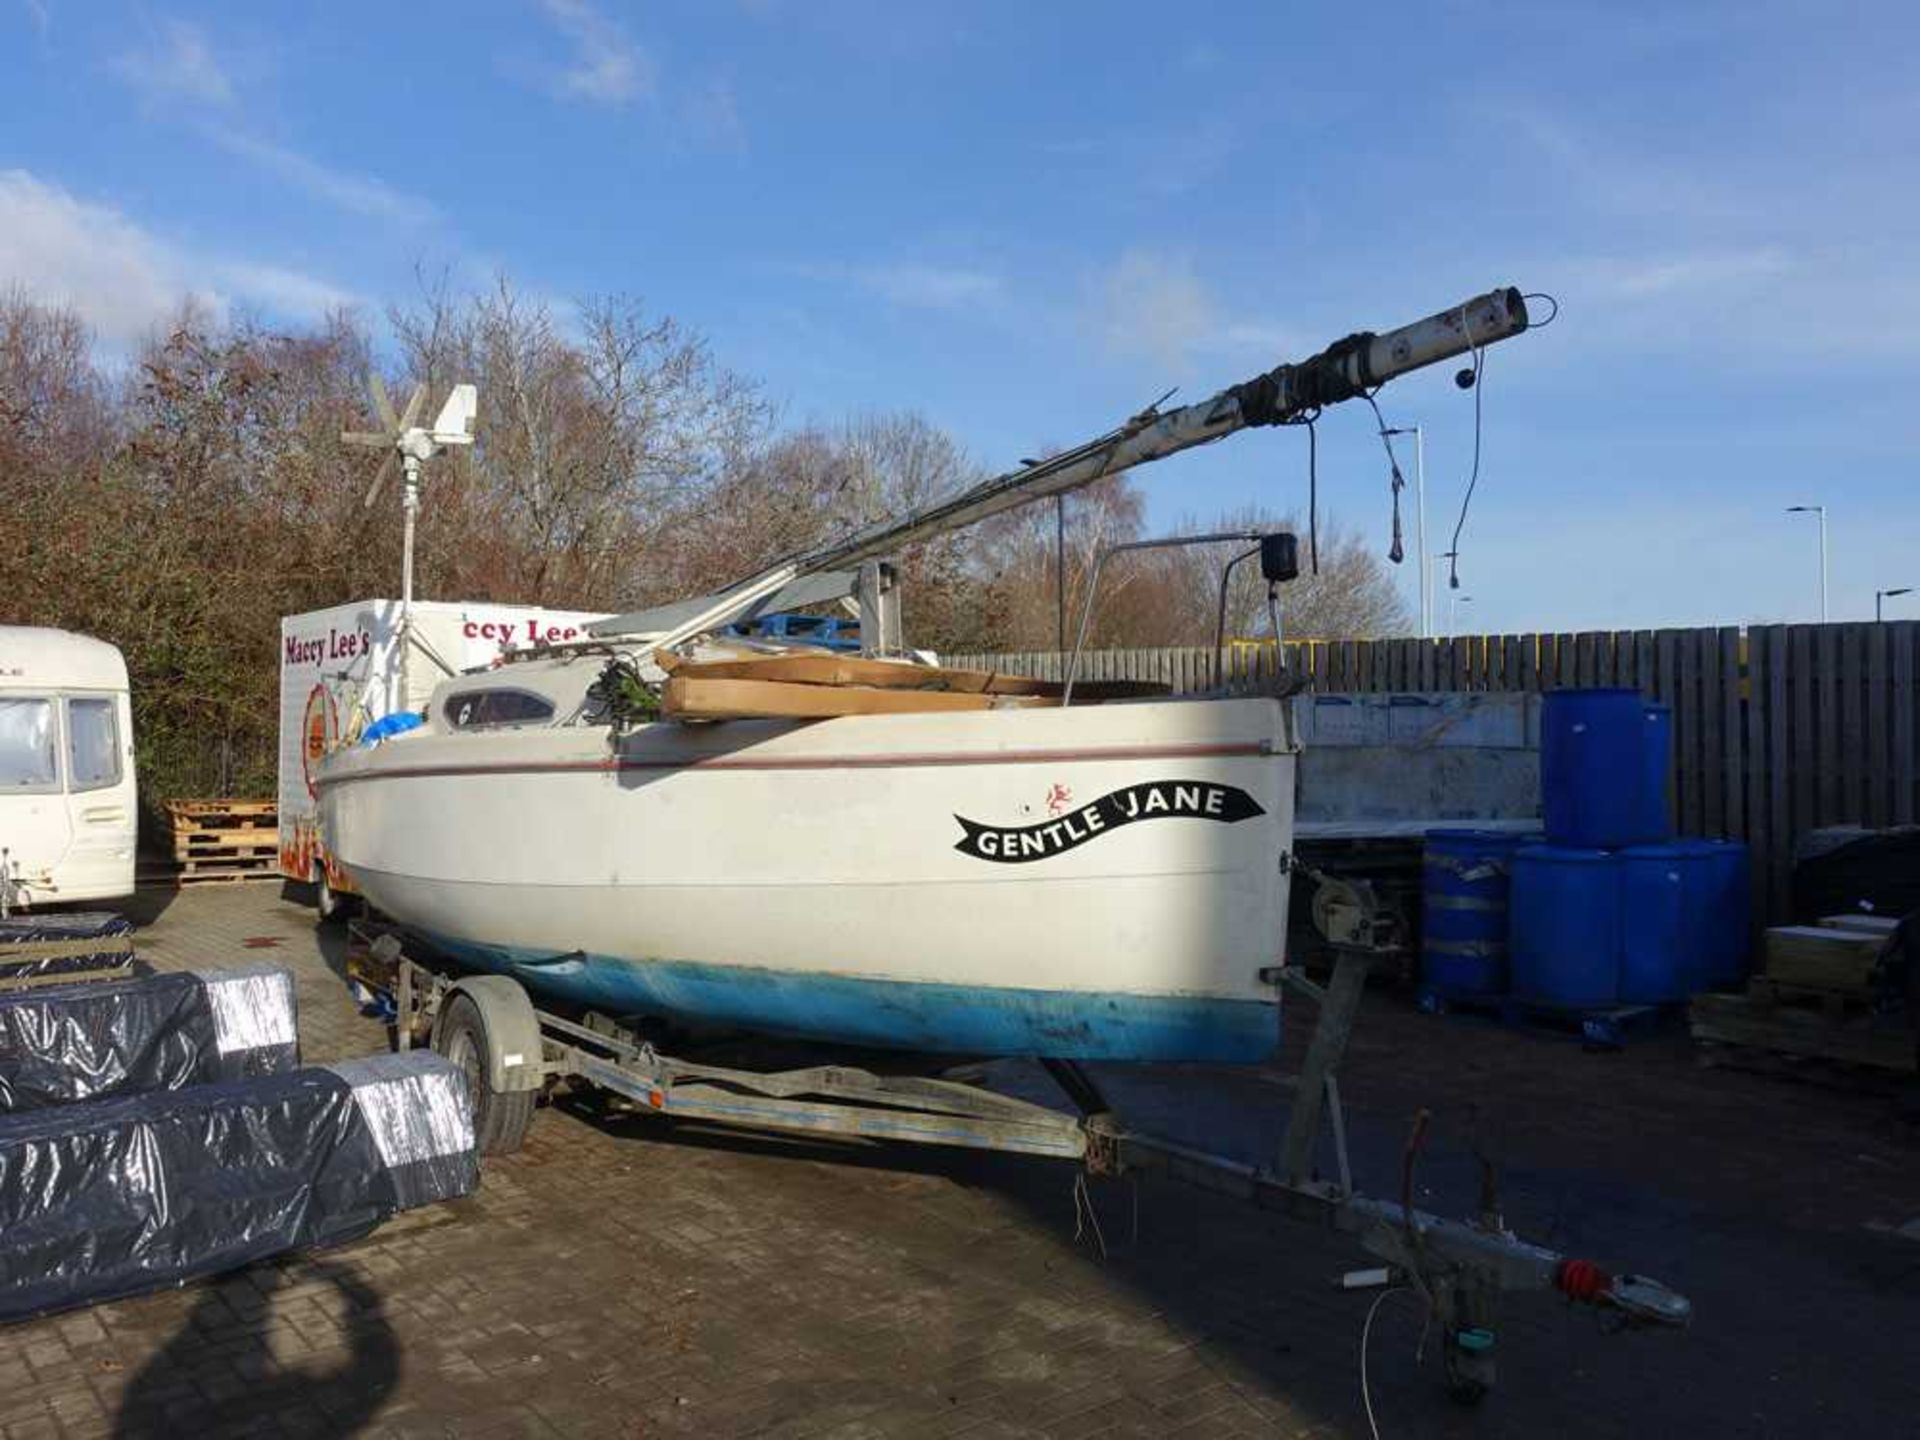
left=954, top=780, right=1265, bottom=864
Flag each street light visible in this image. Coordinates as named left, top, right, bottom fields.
left=1786, top=505, right=1829, bottom=623
left=1432, top=550, right=1458, bottom=640
left=1448, top=593, right=1474, bottom=637
left=1383, top=425, right=1427, bottom=637
left=1878, top=587, right=1914, bottom=622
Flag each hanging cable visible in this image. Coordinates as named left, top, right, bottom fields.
left=1275, top=412, right=1321, bottom=575
left=1360, top=1285, right=1408, bottom=1440
left=1364, top=393, right=1407, bottom=566
left=1444, top=313, right=1488, bottom=593
left=1305, top=419, right=1320, bottom=574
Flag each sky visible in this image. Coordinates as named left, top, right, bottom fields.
left=3, top=0, right=1917, bottom=635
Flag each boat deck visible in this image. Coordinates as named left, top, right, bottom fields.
left=3, top=881, right=1914, bottom=1438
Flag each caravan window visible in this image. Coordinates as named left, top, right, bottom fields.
left=66, top=698, right=121, bottom=790
left=444, top=689, right=555, bottom=730
left=0, top=698, right=57, bottom=790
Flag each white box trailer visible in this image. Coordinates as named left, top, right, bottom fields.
left=278, top=600, right=607, bottom=906
left=0, top=627, right=138, bottom=909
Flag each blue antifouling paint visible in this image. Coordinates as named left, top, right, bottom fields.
left=1542, top=689, right=1673, bottom=848
left=1618, top=844, right=1705, bottom=1002
left=1509, top=844, right=1621, bottom=1008
left=1670, top=837, right=1753, bottom=989
left=1421, top=829, right=1526, bottom=998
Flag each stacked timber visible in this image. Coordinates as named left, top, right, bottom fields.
left=657, top=649, right=1168, bottom=721
left=164, top=798, right=279, bottom=886
left=1689, top=913, right=1913, bottom=1075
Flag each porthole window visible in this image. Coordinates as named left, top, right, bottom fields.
left=443, top=689, right=556, bottom=730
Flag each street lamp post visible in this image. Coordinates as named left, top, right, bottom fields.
left=1433, top=550, right=1457, bottom=640
left=1786, top=505, right=1829, bottom=623
left=1384, top=425, right=1427, bottom=637
left=1448, top=593, right=1474, bottom=637
left=1877, top=587, right=1914, bottom=622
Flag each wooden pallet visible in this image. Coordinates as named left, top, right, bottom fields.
left=1745, top=976, right=1876, bottom=1019
left=165, top=798, right=280, bottom=875
left=176, top=865, right=281, bottom=887
left=1760, top=925, right=1887, bottom=992
left=165, top=798, right=276, bottom=821
left=1688, top=991, right=1916, bottom=1073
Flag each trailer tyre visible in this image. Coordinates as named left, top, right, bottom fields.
left=437, top=993, right=535, bottom=1155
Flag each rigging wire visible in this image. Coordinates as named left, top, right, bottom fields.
left=1363, top=392, right=1407, bottom=566
left=1444, top=316, right=1488, bottom=593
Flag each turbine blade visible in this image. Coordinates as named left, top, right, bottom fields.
left=340, top=431, right=390, bottom=447
left=363, top=452, right=397, bottom=510
left=398, top=383, right=427, bottom=431
left=369, top=373, right=399, bottom=432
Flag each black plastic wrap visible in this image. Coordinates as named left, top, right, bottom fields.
left=0, top=963, right=299, bottom=1113
left=0, top=1050, right=476, bottom=1323
left=0, top=912, right=135, bottom=982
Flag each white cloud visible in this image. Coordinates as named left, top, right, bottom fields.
left=860, top=263, right=1001, bottom=310
left=539, top=0, right=655, bottom=106
left=1087, top=251, right=1302, bottom=374
left=1091, top=250, right=1214, bottom=370
left=1566, top=248, right=1793, bottom=300
left=207, top=130, right=435, bottom=227
left=111, top=18, right=235, bottom=107
left=212, top=261, right=359, bottom=319
left=0, top=170, right=357, bottom=347
left=681, top=75, right=747, bottom=153
left=100, top=20, right=429, bottom=228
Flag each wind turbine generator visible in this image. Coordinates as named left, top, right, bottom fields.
left=342, top=376, right=479, bottom=696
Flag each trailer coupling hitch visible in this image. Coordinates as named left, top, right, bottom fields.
left=1553, top=1258, right=1692, bottom=1328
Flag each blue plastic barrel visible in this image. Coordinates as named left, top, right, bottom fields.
left=1618, top=844, right=1708, bottom=1002
left=1509, top=845, right=1621, bottom=1008
left=1422, top=829, right=1525, bottom=997
left=1642, top=702, right=1674, bottom=841
left=1542, top=689, right=1671, bottom=847
left=1670, top=837, right=1752, bottom=990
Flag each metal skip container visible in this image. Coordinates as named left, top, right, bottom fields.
left=1421, top=829, right=1527, bottom=997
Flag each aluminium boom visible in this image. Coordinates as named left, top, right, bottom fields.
left=621, top=287, right=1532, bottom=652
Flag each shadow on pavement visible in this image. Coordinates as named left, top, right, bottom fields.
left=113, top=1257, right=402, bottom=1440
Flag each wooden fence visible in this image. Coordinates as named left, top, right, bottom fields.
left=951, top=622, right=1920, bottom=926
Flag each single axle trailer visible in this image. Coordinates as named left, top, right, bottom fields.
left=356, top=929, right=1690, bottom=1404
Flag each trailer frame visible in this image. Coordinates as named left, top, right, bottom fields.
left=360, top=928, right=1689, bottom=1403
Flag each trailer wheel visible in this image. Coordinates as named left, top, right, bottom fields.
left=437, top=993, right=535, bottom=1155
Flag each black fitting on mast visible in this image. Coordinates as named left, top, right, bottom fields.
left=1229, top=331, right=1380, bottom=427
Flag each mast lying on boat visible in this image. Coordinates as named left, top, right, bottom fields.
left=598, top=287, right=1532, bottom=651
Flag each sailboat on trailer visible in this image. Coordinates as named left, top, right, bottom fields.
left=318, top=289, right=1533, bottom=1063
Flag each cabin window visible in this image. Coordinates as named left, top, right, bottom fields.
left=66, top=698, right=121, bottom=791
left=0, top=698, right=57, bottom=790
left=443, top=689, right=555, bottom=730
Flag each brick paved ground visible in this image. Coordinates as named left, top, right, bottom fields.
left=4, top=882, right=1917, bottom=1438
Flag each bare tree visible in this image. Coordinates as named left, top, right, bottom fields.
left=389, top=276, right=771, bottom=607
left=1156, top=505, right=1413, bottom=644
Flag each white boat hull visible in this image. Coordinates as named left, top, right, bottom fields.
left=319, top=697, right=1296, bottom=1062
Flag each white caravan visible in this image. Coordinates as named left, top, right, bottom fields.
left=0, top=627, right=137, bottom=909
left=278, top=599, right=607, bottom=913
